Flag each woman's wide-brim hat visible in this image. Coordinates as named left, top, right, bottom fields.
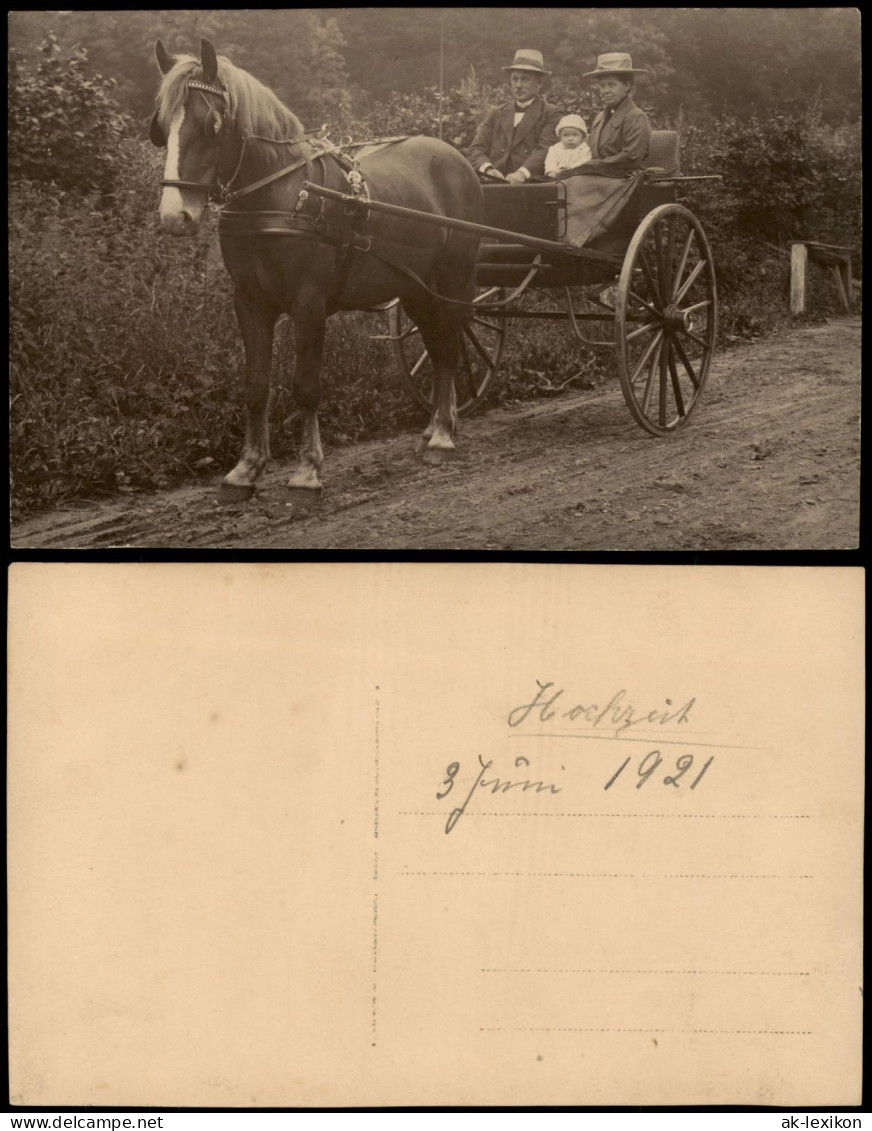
left=502, top=49, right=551, bottom=75
left=583, top=52, right=648, bottom=78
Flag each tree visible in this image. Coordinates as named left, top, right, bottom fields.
left=8, top=10, right=350, bottom=125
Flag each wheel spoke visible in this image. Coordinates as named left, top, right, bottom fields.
left=659, top=335, right=668, bottom=427
left=667, top=342, right=686, bottom=417
left=410, top=351, right=429, bottom=379
left=626, top=320, right=659, bottom=342
left=470, top=316, right=503, bottom=333
left=681, top=299, right=712, bottom=315
left=630, top=327, right=664, bottom=386
left=638, top=246, right=661, bottom=307
left=670, top=228, right=695, bottom=300
left=664, top=214, right=677, bottom=301
left=641, top=335, right=664, bottom=415
left=653, top=220, right=668, bottom=306
left=674, top=258, right=706, bottom=305
left=463, top=323, right=496, bottom=369
left=681, top=328, right=711, bottom=350
left=672, top=334, right=700, bottom=389
left=629, top=290, right=660, bottom=318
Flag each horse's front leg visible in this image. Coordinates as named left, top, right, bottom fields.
left=287, top=288, right=326, bottom=501
left=222, top=286, right=279, bottom=501
left=402, top=294, right=459, bottom=462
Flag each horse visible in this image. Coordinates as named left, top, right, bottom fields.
left=150, top=38, right=483, bottom=502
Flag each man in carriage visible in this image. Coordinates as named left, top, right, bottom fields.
left=466, top=49, right=563, bottom=183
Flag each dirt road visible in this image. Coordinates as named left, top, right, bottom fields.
left=12, top=316, right=860, bottom=550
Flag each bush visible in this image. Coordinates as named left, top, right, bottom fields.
left=674, top=103, right=861, bottom=336
left=8, top=34, right=133, bottom=197
left=10, top=178, right=239, bottom=509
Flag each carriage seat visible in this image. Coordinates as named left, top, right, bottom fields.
left=644, top=130, right=681, bottom=178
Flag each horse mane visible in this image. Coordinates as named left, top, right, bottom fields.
left=156, top=53, right=305, bottom=140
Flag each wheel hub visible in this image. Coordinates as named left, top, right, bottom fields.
left=663, top=303, right=691, bottom=333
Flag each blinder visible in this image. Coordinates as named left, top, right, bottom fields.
left=206, top=108, right=224, bottom=139
left=150, top=111, right=167, bottom=148
left=153, top=79, right=230, bottom=196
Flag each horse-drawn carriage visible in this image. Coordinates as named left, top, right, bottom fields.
left=381, top=130, right=719, bottom=437
left=152, top=40, right=720, bottom=499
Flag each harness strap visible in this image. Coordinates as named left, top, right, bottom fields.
left=221, top=136, right=410, bottom=205
left=218, top=207, right=372, bottom=249
left=223, top=140, right=343, bottom=205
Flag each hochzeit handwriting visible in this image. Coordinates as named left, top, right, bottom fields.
left=508, top=680, right=696, bottom=733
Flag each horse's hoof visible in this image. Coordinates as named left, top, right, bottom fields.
left=217, top=482, right=256, bottom=505
left=283, top=485, right=323, bottom=507
left=422, top=445, right=457, bottom=465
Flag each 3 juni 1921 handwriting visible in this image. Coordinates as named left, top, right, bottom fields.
left=434, top=681, right=708, bottom=833
left=436, top=750, right=714, bottom=833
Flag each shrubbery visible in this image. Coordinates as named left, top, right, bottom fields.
left=9, top=40, right=862, bottom=514
left=8, top=33, right=132, bottom=197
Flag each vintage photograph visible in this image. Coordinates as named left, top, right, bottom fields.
left=8, top=9, right=861, bottom=549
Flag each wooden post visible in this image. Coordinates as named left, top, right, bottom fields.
left=831, top=263, right=849, bottom=311
left=842, top=256, right=853, bottom=308
left=790, top=242, right=808, bottom=315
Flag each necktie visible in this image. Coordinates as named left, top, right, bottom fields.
left=513, top=101, right=532, bottom=129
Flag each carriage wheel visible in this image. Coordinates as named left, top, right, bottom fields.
left=615, top=203, right=717, bottom=435
left=388, top=288, right=506, bottom=415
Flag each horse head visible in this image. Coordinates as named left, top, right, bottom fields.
left=152, top=38, right=233, bottom=235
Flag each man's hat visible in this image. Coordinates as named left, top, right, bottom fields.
left=583, top=52, right=647, bottom=78
left=502, top=49, right=551, bottom=75
left=556, top=114, right=588, bottom=136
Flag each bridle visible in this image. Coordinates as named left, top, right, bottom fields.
left=153, top=78, right=338, bottom=207
left=155, top=79, right=234, bottom=198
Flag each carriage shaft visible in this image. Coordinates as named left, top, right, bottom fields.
left=497, top=309, right=646, bottom=322
left=301, top=182, right=623, bottom=266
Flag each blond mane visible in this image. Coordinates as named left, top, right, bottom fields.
left=155, top=53, right=304, bottom=140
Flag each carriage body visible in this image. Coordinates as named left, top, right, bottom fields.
left=474, top=177, right=677, bottom=289
left=389, top=129, right=721, bottom=436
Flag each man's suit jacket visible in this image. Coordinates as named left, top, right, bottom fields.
left=585, top=96, right=651, bottom=176
left=467, top=97, right=563, bottom=178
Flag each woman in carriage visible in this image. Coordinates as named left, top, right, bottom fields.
left=583, top=52, right=652, bottom=176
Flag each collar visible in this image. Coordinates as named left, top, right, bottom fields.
left=515, top=97, right=536, bottom=109
left=599, top=96, right=635, bottom=127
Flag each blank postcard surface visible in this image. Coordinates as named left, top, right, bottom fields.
left=7, top=564, right=863, bottom=1106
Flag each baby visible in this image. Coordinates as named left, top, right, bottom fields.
left=545, top=114, right=592, bottom=178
